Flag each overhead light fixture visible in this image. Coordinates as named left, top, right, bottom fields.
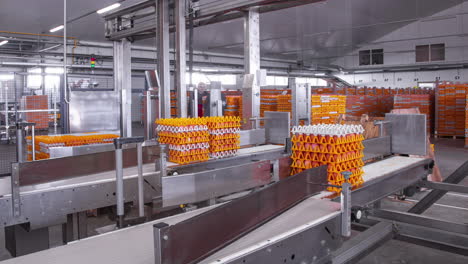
left=315, top=73, right=327, bottom=76
left=50, top=25, right=64, bottom=33
left=97, top=3, right=121, bottom=14
left=0, top=40, right=8, bottom=46
left=200, top=68, right=219, bottom=72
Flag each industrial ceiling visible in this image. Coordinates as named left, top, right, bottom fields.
left=0, top=0, right=465, bottom=64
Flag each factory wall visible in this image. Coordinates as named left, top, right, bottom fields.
left=332, top=1, right=468, bottom=88
left=335, top=68, right=466, bottom=88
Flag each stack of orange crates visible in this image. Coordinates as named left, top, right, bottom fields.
left=394, top=94, right=433, bottom=134
left=277, top=94, right=292, bottom=114
left=156, top=118, right=210, bottom=164
left=437, top=83, right=467, bottom=137
left=23, top=95, right=49, bottom=129
left=206, top=116, right=241, bottom=159
left=290, top=124, right=365, bottom=193
left=466, top=93, right=468, bottom=148
left=225, top=96, right=242, bottom=117
left=260, top=95, right=278, bottom=125
left=346, top=95, right=394, bottom=118
left=26, top=133, right=118, bottom=161
left=313, top=87, right=334, bottom=94
left=311, top=95, right=346, bottom=124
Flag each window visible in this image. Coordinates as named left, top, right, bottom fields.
left=359, top=49, right=384, bottom=66
left=295, top=77, right=328, bottom=87
left=359, top=50, right=371, bottom=66
left=265, top=76, right=288, bottom=86
left=416, top=45, right=430, bottom=62
left=431, top=44, right=445, bottom=61
left=28, top=68, right=42, bottom=74
left=27, top=75, right=42, bottom=88
left=45, top=67, right=64, bottom=74
left=418, top=82, right=435, bottom=89
left=371, top=49, right=384, bottom=65
left=416, top=44, right=445, bottom=62
left=0, top=74, right=14, bottom=81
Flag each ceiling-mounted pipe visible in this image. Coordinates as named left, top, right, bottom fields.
left=77, top=40, right=296, bottom=63
left=38, top=44, right=62, bottom=52
left=0, top=30, right=76, bottom=40
left=0, top=61, right=321, bottom=77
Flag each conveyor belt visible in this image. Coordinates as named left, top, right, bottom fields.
left=1, top=156, right=428, bottom=264
left=199, top=198, right=340, bottom=263
left=165, top=144, right=284, bottom=166
left=0, top=144, right=285, bottom=197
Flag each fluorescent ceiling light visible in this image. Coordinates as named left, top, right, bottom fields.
left=97, top=3, right=121, bottom=14
left=50, top=25, right=64, bottom=33
left=0, top=40, right=8, bottom=46
left=200, top=68, right=219, bottom=72
left=315, top=73, right=326, bottom=76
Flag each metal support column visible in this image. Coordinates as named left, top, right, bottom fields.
left=113, top=39, right=132, bottom=137
left=242, top=8, right=260, bottom=129
left=15, top=124, right=24, bottom=163
left=157, top=0, right=171, bottom=118
left=137, top=142, right=144, bottom=217
left=291, top=78, right=311, bottom=126
left=114, top=143, right=125, bottom=228
left=144, top=70, right=160, bottom=140
left=175, top=0, right=187, bottom=118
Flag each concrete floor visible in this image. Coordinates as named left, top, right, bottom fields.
left=358, top=138, right=468, bottom=264
left=0, top=138, right=466, bottom=263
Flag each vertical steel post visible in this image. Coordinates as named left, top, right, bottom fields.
left=341, top=182, right=351, bottom=237
left=31, top=125, right=35, bottom=161
left=4, top=84, right=8, bottom=129
left=158, top=144, right=167, bottom=192
left=188, top=2, right=196, bottom=118
left=113, top=40, right=132, bottom=137
left=305, top=83, right=311, bottom=125
left=191, top=89, right=198, bottom=118
left=114, top=141, right=125, bottom=228
left=16, top=124, right=23, bottom=163
left=137, top=142, right=144, bottom=217
left=144, top=70, right=160, bottom=140
left=11, top=163, right=20, bottom=218
left=175, top=0, right=187, bottom=118
left=157, top=0, right=171, bottom=118
left=63, top=0, right=67, bottom=111
left=291, top=79, right=311, bottom=126
left=242, top=8, right=260, bottom=129
left=154, top=222, right=169, bottom=264
left=341, top=171, right=352, bottom=238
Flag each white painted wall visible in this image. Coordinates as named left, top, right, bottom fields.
left=335, top=68, right=465, bottom=88
left=332, top=1, right=468, bottom=88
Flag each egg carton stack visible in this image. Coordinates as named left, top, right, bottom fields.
left=156, top=118, right=210, bottom=164
left=290, top=124, right=365, bottom=193
left=206, top=116, right=241, bottom=159
left=26, top=133, right=119, bottom=161
left=311, top=95, right=346, bottom=124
